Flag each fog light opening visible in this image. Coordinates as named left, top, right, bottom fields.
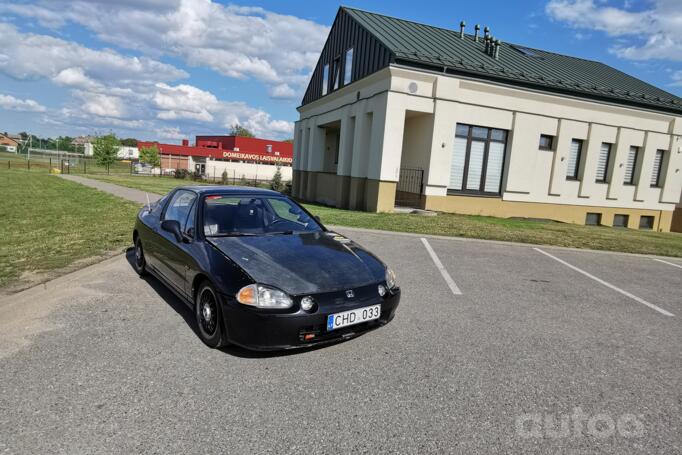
left=300, top=296, right=315, bottom=311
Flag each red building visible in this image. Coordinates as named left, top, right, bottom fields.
left=137, top=135, right=293, bottom=170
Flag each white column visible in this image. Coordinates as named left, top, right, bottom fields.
left=367, top=93, right=405, bottom=182
left=350, top=100, right=371, bottom=179
left=336, top=114, right=354, bottom=176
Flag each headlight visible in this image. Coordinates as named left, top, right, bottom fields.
left=385, top=267, right=397, bottom=289
left=236, top=284, right=293, bottom=308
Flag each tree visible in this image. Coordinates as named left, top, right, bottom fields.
left=229, top=124, right=254, bottom=138
left=221, top=169, right=228, bottom=184
left=283, top=138, right=294, bottom=144
left=139, top=144, right=161, bottom=173
left=270, top=164, right=286, bottom=192
left=93, top=134, right=119, bottom=172
left=120, top=137, right=139, bottom=147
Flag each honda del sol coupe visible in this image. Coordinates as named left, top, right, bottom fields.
left=132, top=186, right=400, bottom=350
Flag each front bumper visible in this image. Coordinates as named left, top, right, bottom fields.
left=220, top=285, right=400, bottom=351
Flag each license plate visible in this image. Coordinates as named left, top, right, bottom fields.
left=327, top=304, right=381, bottom=331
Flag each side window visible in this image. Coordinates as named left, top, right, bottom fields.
left=184, top=199, right=197, bottom=236
left=269, top=198, right=300, bottom=222
left=164, top=190, right=197, bottom=230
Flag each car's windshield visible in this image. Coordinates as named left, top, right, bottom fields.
left=203, top=195, right=322, bottom=236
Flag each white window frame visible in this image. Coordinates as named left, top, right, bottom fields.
left=623, top=146, right=638, bottom=185
left=595, top=142, right=612, bottom=183
left=343, top=48, right=354, bottom=86
left=321, top=64, right=329, bottom=96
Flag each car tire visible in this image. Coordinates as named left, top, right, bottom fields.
left=195, top=281, right=229, bottom=348
left=133, top=237, right=147, bottom=277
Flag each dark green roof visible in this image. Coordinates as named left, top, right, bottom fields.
left=343, top=7, right=682, bottom=115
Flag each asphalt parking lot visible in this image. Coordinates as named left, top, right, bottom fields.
left=1, top=228, right=680, bottom=454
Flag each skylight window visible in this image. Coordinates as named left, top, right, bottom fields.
left=511, top=45, right=542, bottom=59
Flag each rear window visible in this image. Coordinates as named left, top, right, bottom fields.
left=203, top=195, right=322, bottom=236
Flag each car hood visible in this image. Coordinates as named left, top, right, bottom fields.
left=207, top=231, right=386, bottom=295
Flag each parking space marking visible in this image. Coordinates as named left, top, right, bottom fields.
left=533, top=248, right=674, bottom=317
left=420, top=238, right=462, bottom=295
left=652, top=258, right=682, bottom=270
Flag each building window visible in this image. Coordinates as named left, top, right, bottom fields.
left=332, top=57, right=341, bottom=91
left=613, top=214, right=629, bottom=228
left=539, top=134, right=554, bottom=151
left=624, top=146, right=638, bottom=185
left=595, top=142, right=612, bottom=183
left=639, top=215, right=654, bottom=230
left=650, top=149, right=665, bottom=187
left=344, top=48, right=353, bottom=86
left=266, top=144, right=272, bottom=153
left=566, top=139, right=583, bottom=180
left=322, top=64, right=329, bottom=96
left=449, top=124, right=508, bottom=195
left=585, top=213, right=602, bottom=226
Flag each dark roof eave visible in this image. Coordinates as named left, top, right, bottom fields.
left=393, top=59, right=682, bottom=116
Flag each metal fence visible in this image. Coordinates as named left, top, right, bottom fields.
left=0, top=151, right=133, bottom=175
left=396, top=167, right=424, bottom=207
left=0, top=151, right=287, bottom=190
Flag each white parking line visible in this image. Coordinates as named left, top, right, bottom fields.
left=420, top=238, right=462, bottom=295
left=652, top=258, right=682, bottom=270
left=533, top=248, right=674, bottom=317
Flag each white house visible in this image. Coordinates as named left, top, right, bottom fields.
left=293, top=7, right=682, bottom=232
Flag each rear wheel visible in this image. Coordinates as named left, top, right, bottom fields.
left=195, top=282, right=228, bottom=348
left=133, top=237, right=147, bottom=276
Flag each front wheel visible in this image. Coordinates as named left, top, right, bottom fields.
left=195, top=282, right=229, bottom=348
left=133, top=237, right=147, bottom=276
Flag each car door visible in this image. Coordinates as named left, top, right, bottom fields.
left=157, top=190, right=197, bottom=296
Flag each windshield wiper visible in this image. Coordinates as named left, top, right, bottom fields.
left=266, top=230, right=295, bottom=236
left=207, top=232, right=258, bottom=237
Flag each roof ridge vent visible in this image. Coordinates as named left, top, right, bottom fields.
left=474, top=24, right=480, bottom=42
left=459, top=21, right=466, bottom=39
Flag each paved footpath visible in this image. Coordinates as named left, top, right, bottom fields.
left=58, top=174, right=161, bottom=205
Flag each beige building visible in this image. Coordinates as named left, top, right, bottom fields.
left=293, top=7, right=682, bottom=232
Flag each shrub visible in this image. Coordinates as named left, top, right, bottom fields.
left=221, top=169, right=228, bottom=184
left=270, top=164, right=287, bottom=192
left=174, top=168, right=190, bottom=179
left=191, top=170, right=203, bottom=181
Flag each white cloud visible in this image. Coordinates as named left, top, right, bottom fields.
left=546, top=0, right=682, bottom=61
left=0, top=22, right=187, bottom=85
left=269, top=83, right=297, bottom=99
left=0, top=93, right=46, bottom=112
left=152, top=83, right=293, bottom=137
left=671, top=71, right=682, bottom=87
left=0, top=0, right=329, bottom=99
left=0, top=20, right=294, bottom=139
left=153, top=83, right=219, bottom=122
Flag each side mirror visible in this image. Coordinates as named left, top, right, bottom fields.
left=161, top=219, right=184, bottom=242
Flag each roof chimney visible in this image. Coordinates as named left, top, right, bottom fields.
left=474, top=24, right=480, bottom=42
left=484, top=35, right=490, bottom=54
left=489, top=36, right=496, bottom=56
left=494, top=39, right=501, bottom=59
left=459, top=21, right=466, bottom=39
left=484, top=26, right=490, bottom=40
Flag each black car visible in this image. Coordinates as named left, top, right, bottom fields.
left=132, top=186, right=400, bottom=350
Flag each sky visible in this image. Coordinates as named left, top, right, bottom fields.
left=0, top=0, right=680, bottom=143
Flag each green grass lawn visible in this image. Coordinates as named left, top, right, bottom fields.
left=83, top=173, right=682, bottom=257
left=0, top=169, right=141, bottom=290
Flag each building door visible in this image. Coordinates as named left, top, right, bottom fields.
left=195, top=163, right=206, bottom=175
